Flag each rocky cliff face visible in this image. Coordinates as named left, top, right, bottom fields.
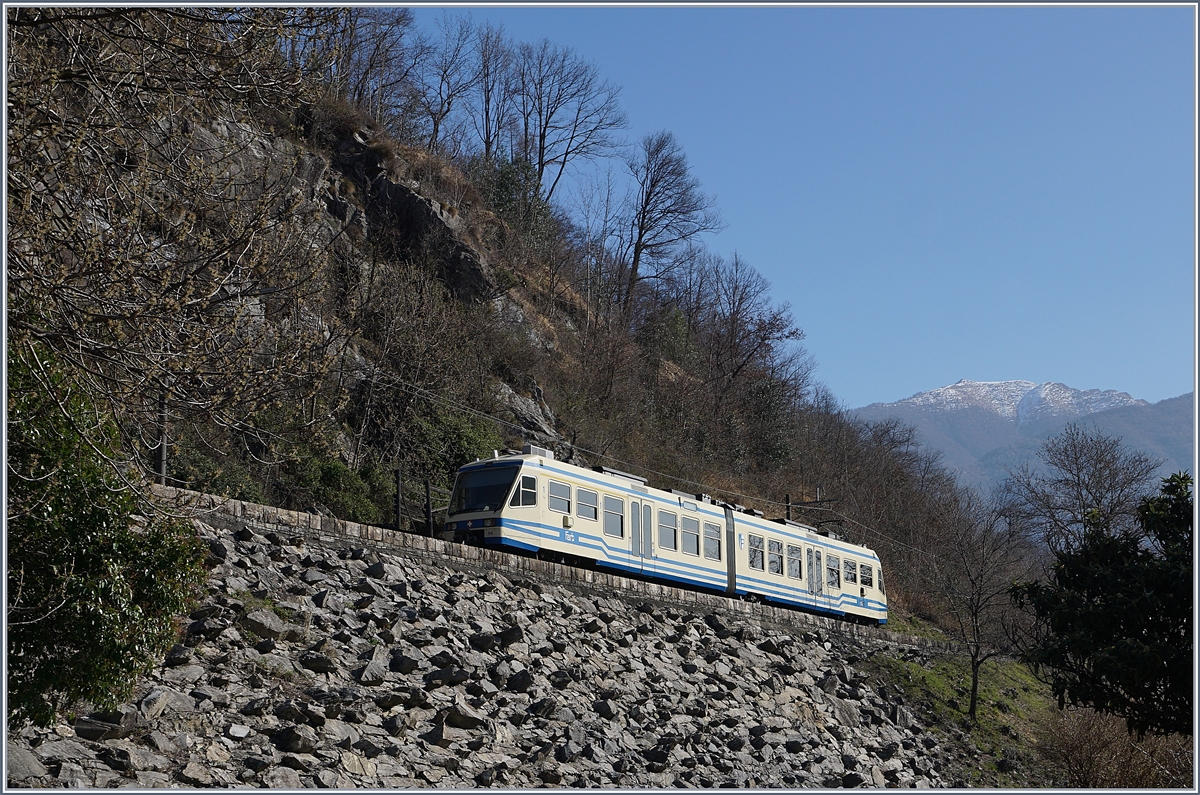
left=7, top=492, right=971, bottom=789
left=323, top=127, right=499, bottom=305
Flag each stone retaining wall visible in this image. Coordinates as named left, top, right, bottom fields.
left=7, top=486, right=979, bottom=789
left=154, top=486, right=956, bottom=657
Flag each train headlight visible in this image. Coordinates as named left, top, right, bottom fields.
left=484, top=518, right=496, bottom=527
left=448, top=522, right=459, bottom=531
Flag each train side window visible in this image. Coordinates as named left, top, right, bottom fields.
left=577, top=489, right=598, bottom=521
left=658, top=511, right=677, bottom=550
left=603, top=496, right=624, bottom=537
left=703, top=522, right=721, bottom=560
left=844, top=558, right=857, bottom=585
left=826, top=555, right=841, bottom=589
left=748, top=535, right=764, bottom=570
left=877, top=568, right=885, bottom=595
left=509, top=475, right=536, bottom=507
left=681, top=516, right=700, bottom=555
left=786, top=545, right=802, bottom=579
left=548, top=480, right=571, bottom=513
left=860, top=564, right=873, bottom=589
left=768, top=539, right=783, bottom=575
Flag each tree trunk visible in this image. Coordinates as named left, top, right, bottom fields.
left=156, top=390, right=169, bottom=486
left=622, top=238, right=645, bottom=320
left=969, top=656, right=982, bottom=722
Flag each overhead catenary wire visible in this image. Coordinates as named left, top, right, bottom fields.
left=388, top=379, right=942, bottom=562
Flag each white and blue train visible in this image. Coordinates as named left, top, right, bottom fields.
left=441, top=445, right=887, bottom=624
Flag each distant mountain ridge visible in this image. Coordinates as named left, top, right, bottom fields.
left=880, top=379, right=1149, bottom=424
left=855, top=380, right=1191, bottom=491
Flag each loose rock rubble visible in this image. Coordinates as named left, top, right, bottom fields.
left=8, top=522, right=963, bottom=788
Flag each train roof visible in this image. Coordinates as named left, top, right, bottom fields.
left=458, top=444, right=877, bottom=558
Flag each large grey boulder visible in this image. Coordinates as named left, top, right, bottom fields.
left=264, top=766, right=303, bottom=787
left=299, top=650, right=341, bottom=673
left=140, top=687, right=196, bottom=720
left=241, top=608, right=286, bottom=639
left=367, top=176, right=497, bottom=305
left=177, top=760, right=213, bottom=786
left=98, top=742, right=172, bottom=773
left=828, top=694, right=862, bottom=728
left=274, top=724, right=320, bottom=754
left=73, top=705, right=140, bottom=741
left=355, top=645, right=390, bottom=686
left=32, top=740, right=96, bottom=764
left=444, top=698, right=489, bottom=730
left=495, top=382, right=558, bottom=443
left=5, top=743, right=48, bottom=782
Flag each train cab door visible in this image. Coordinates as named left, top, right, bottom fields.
left=630, top=500, right=654, bottom=576
left=807, top=547, right=823, bottom=600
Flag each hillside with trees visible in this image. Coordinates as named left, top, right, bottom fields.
left=6, top=8, right=1190, bottom=784
left=8, top=5, right=966, bottom=605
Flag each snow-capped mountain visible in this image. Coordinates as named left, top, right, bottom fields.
left=855, top=381, right=1190, bottom=490
left=885, top=379, right=1149, bottom=425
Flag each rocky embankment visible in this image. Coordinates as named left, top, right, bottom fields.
left=8, top=494, right=965, bottom=789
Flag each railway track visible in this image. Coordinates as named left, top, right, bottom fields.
left=156, top=484, right=958, bottom=656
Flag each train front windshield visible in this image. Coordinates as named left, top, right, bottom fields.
left=448, top=466, right=520, bottom=515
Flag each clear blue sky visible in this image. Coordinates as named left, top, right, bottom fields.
left=413, top=5, right=1196, bottom=409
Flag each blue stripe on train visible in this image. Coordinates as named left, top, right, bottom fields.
left=483, top=536, right=539, bottom=553
left=496, top=518, right=727, bottom=585
left=735, top=588, right=887, bottom=624
left=596, top=560, right=727, bottom=591
left=736, top=572, right=886, bottom=613
left=486, top=518, right=885, bottom=622
left=483, top=526, right=728, bottom=591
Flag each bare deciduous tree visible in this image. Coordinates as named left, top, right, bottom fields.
left=513, top=39, right=626, bottom=206
left=569, top=170, right=626, bottom=329
left=699, top=253, right=803, bottom=389
left=7, top=7, right=346, bottom=482
left=621, top=131, right=722, bottom=317
left=468, top=20, right=515, bottom=165
left=927, top=495, right=1036, bottom=722
left=6, top=5, right=348, bottom=728
left=328, top=8, right=429, bottom=136
left=625, top=250, right=811, bottom=473
left=1002, top=423, right=1161, bottom=553
left=415, top=12, right=481, bottom=157
left=341, top=257, right=489, bottom=469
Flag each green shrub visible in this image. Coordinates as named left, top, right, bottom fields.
left=170, top=432, right=265, bottom=503
left=7, top=345, right=206, bottom=726
left=279, top=456, right=381, bottom=524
